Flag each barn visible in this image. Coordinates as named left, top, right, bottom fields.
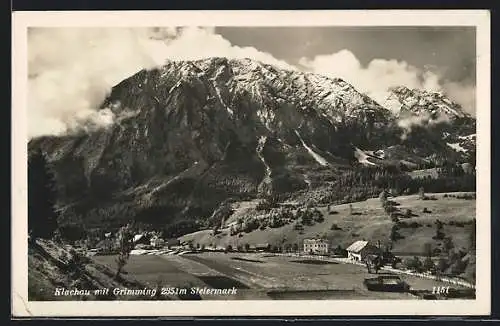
left=346, top=240, right=379, bottom=262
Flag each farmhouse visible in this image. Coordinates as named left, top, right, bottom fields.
left=255, top=243, right=271, bottom=252
left=346, top=240, right=379, bottom=262
left=150, top=235, right=165, bottom=248
left=303, top=239, right=329, bottom=255
left=133, top=233, right=150, bottom=245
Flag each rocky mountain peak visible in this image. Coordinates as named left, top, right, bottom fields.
left=386, top=85, right=471, bottom=120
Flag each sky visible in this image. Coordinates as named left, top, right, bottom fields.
left=27, top=26, right=476, bottom=138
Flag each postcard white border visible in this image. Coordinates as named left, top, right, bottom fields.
left=12, top=10, right=491, bottom=317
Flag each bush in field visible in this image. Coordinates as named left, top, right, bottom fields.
left=333, top=245, right=348, bottom=257
left=423, top=256, right=435, bottom=272
left=433, top=219, right=445, bottom=240
left=436, top=257, right=450, bottom=274
left=449, top=257, right=467, bottom=275
left=390, top=224, right=402, bottom=242
left=398, top=221, right=422, bottom=229
left=242, top=218, right=260, bottom=233
left=330, top=223, right=342, bottom=231
left=312, top=209, right=324, bottom=223
left=455, top=193, right=476, bottom=200
left=294, top=222, right=304, bottom=231
left=299, top=210, right=314, bottom=226
left=443, top=237, right=455, bottom=255
left=404, top=256, right=423, bottom=272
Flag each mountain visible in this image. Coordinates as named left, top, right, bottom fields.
left=28, top=57, right=475, bottom=231
left=384, top=86, right=473, bottom=120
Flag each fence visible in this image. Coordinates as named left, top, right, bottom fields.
left=271, top=252, right=476, bottom=289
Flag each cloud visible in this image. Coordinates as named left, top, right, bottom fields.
left=28, top=29, right=475, bottom=139
left=442, top=81, right=476, bottom=115
left=152, top=27, right=295, bottom=70
left=397, top=111, right=451, bottom=140
left=28, top=27, right=180, bottom=138
left=298, top=49, right=475, bottom=114
left=27, top=27, right=293, bottom=138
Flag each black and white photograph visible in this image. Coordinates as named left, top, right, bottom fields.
left=12, top=10, right=491, bottom=317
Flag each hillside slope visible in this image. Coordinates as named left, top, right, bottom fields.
left=179, top=192, right=476, bottom=255
left=28, top=239, right=162, bottom=301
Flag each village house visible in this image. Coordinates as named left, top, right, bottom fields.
left=346, top=240, right=379, bottom=262
left=150, top=235, right=165, bottom=248
left=255, top=243, right=271, bottom=252
left=133, top=233, right=151, bottom=245
left=303, top=238, right=330, bottom=255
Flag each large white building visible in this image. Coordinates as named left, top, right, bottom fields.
left=303, top=239, right=330, bottom=255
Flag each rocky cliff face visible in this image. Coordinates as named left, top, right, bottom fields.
left=28, top=57, right=475, bottom=229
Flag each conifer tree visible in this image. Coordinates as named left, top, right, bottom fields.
left=28, top=149, right=58, bottom=240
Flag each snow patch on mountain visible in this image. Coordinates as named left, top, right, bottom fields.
left=294, top=130, right=329, bottom=166
left=256, top=136, right=272, bottom=185
left=354, top=147, right=376, bottom=166
left=458, top=134, right=476, bottom=141
left=447, top=142, right=467, bottom=153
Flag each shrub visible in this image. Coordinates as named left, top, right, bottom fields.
left=404, top=209, right=412, bottom=218
left=333, top=245, right=347, bottom=257
left=436, top=257, right=449, bottom=273
left=409, top=222, right=421, bottom=228
left=300, top=212, right=313, bottom=226
left=454, top=193, right=476, bottom=200
left=404, top=256, right=423, bottom=272
left=423, top=256, right=435, bottom=272
left=330, top=223, right=342, bottom=231
left=433, top=219, right=445, bottom=240
left=294, top=222, right=304, bottom=230
left=432, top=248, right=442, bottom=255
left=443, top=237, right=455, bottom=255
left=312, top=209, right=324, bottom=223
left=400, top=221, right=421, bottom=229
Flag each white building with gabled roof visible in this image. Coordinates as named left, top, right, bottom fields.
left=346, top=240, right=379, bottom=262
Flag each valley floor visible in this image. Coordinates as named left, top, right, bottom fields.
left=92, top=251, right=473, bottom=300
